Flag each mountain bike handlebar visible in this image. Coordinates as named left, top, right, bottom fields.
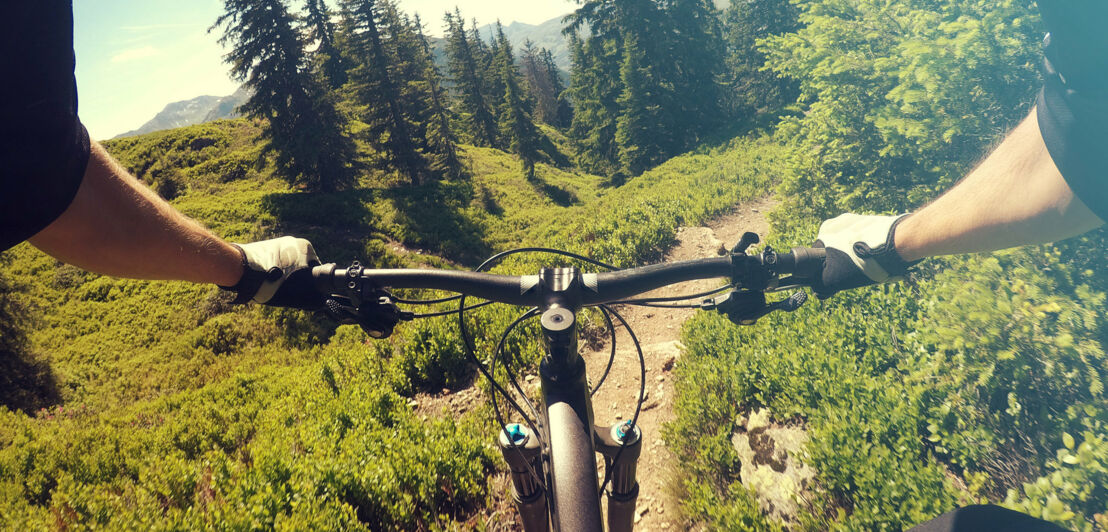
left=311, top=246, right=826, bottom=309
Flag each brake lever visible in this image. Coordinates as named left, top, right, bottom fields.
left=702, top=290, right=807, bottom=325
left=322, top=260, right=415, bottom=339
left=323, top=292, right=413, bottom=339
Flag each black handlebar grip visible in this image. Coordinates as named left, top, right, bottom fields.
left=312, top=263, right=339, bottom=294
left=786, top=247, right=826, bottom=279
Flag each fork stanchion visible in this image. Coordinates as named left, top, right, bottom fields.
left=498, top=424, right=548, bottom=532
left=597, top=421, right=643, bottom=532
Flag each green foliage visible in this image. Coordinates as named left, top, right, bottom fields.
left=671, top=3, right=1108, bottom=531
left=304, top=0, right=349, bottom=89
left=1005, top=429, right=1108, bottom=530
left=0, top=255, right=59, bottom=414
left=379, top=317, right=469, bottom=394
left=492, top=23, right=545, bottom=178
left=103, top=120, right=263, bottom=187
left=660, top=0, right=727, bottom=144
left=414, top=16, right=464, bottom=180
left=0, top=358, right=496, bottom=530
left=444, top=9, right=501, bottom=149
left=520, top=42, right=573, bottom=129
left=566, top=0, right=724, bottom=177
left=909, top=249, right=1108, bottom=474
left=682, top=481, right=783, bottom=532
left=534, top=135, right=783, bottom=267
left=341, top=0, right=430, bottom=185
left=567, top=33, right=622, bottom=176
left=615, top=32, right=663, bottom=177
left=762, top=0, right=1042, bottom=221
left=670, top=282, right=962, bottom=530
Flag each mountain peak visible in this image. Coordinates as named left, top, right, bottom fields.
left=114, top=87, right=250, bottom=139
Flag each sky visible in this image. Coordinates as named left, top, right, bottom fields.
left=74, top=0, right=576, bottom=140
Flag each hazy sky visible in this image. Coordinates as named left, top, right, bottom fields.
left=74, top=0, right=576, bottom=140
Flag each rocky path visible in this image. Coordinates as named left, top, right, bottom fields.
left=583, top=197, right=774, bottom=531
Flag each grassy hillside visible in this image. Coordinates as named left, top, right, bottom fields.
left=0, top=118, right=783, bottom=528
left=10, top=71, right=1101, bottom=531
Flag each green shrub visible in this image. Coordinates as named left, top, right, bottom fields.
left=1005, top=429, right=1108, bottom=530
left=762, top=0, right=1041, bottom=223
left=672, top=237, right=1108, bottom=530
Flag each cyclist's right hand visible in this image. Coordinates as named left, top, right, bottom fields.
left=810, top=213, right=918, bottom=298
left=221, top=236, right=325, bottom=310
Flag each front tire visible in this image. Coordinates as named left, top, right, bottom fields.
left=546, top=400, right=604, bottom=532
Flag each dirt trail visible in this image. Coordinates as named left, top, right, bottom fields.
left=584, top=197, right=774, bottom=531
left=415, top=196, right=776, bottom=530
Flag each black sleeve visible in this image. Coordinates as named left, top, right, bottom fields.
left=908, top=504, right=1068, bottom=532
left=1035, top=0, right=1108, bottom=222
left=0, top=1, right=91, bottom=251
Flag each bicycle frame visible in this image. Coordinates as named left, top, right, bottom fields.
left=497, top=267, right=642, bottom=532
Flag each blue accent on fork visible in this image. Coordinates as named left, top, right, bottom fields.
left=507, top=423, right=528, bottom=445
left=617, top=420, right=635, bottom=441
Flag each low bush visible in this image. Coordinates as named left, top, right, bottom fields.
left=671, top=234, right=1108, bottom=530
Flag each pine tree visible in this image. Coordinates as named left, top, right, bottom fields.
left=541, top=47, right=573, bottom=128
left=520, top=41, right=572, bottom=128
left=615, top=32, right=659, bottom=177
left=414, top=15, right=462, bottom=178
left=342, top=0, right=428, bottom=184
left=564, top=0, right=727, bottom=174
left=663, top=0, right=725, bottom=144
left=493, top=23, right=543, bottom=177
left=723, top=0, right=799, bottom=119
left=213, top=0, right=356, bottom=192
left=475, top=19, right=506, bottom=134
left=304, top=0, right=348, bottom=88
left=378, top=2, right=440, bottom=178
left=443, top=10, right=499, bottom=147
left=565, top=0, right=665, bottom=175
left=566, top=32, right=620, bottom=175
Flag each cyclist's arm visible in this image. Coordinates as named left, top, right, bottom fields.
left=28, top=140, right=245, bottom=286
left=893, top=109, right=1104, bottom=262
left=814, top=1, right=1108, bottom=298
left=897, top=1, right=1108, bottom=261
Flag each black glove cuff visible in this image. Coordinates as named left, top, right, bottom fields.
left=218, top=244, right=264, bottom=304
left=851, top=215, right=921, bottom=276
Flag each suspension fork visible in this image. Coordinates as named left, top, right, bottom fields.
left=596, top=421, right=643, bottom=532
left=498, top=424, right=548, bottom=531
left=500, top=267, right=643, bottom=531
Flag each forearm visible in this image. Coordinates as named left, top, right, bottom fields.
left=29, top=141, right=244, bottom=286
left=894, top=109, right=1104, bottom=262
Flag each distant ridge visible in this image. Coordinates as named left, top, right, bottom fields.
left=476, top=16, right=574, bottom=70
left=114, top=86, right=250, bottom=139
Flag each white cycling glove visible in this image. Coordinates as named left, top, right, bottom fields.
left=221, top=236, right=323, bottom=308
left=811, top=213, right=919, bottom=298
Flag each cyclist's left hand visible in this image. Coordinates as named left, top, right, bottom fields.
left=221, top=236, right=324, bottom=310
